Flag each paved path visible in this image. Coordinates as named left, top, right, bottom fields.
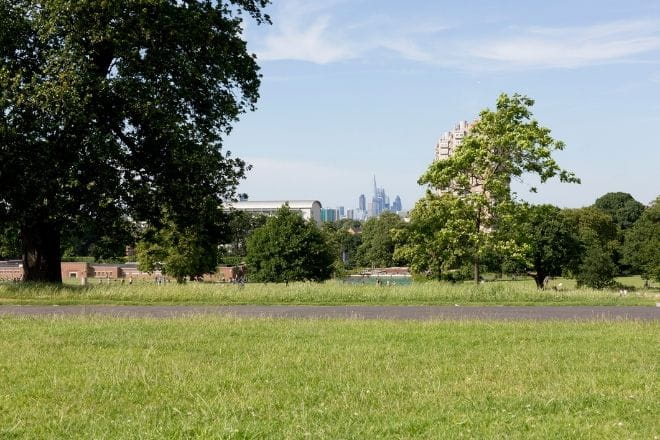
left=0, top=305, right=658, bottom=321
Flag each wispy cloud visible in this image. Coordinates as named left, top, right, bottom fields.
left=253, top=1, right=660, bottom=71
left=471, top=20, right=660, bottom=69
left=255, top=0, right=445, bottom=64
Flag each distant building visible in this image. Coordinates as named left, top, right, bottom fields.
left=367, top=202, right=377, bottom=218
left=346, top=209, right=355, bottom=220
left=392, top=195, right=402, bottom=212
left=358, top=194, right=366, bottom=211
left=338, top=206, right=345, bottom=218
left=434, top=120, right=484, bottom=194
left=321, top=208, right=340, bottom=223
left=227, top=200, right=322, bottom=224
left=371, top=175, right=390, bottom=217
left=435, top=120, right=473, bottom=161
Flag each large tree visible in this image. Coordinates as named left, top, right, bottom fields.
left=418, top=93, right=579, bottom=282
left=0, top=0, right=269, bottom=282
left=509, top=204, right=582, bottom=288
left=593, top=192, right=645, bottom=230
left=623, top=196, right=660, bottom=282
left=563, top=207, right=620, bottom=288
left=245, top=206, right=334, bottom=283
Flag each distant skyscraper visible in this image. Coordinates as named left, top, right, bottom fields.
left=346, top=209, right=355, bottom=220
left=371, top=175, right=389, bottom=216
left=367, top=202, right=377, bottom=218
left=320, top=208, right=338, bottom=223
left=359, top=194, right=366, bottom=211
left=392, top=195, right=402, bottom=212
left=338, top=206, right=345, bottom=218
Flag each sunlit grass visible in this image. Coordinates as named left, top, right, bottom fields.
left=0, top=317, right=657, bottom=438
left=0, top=277, right=657, bottom=306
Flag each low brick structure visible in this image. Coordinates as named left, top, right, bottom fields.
left=1, top=260, right=246, bottom=283
left=61, top=262, right=94, bottom=280
left=0, top=260, right=23, bottom=281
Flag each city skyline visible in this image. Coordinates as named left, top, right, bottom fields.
left=229, top=0, right=659, bottom=210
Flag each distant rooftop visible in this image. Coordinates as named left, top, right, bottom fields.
left=227, top=200, right=322, bottom=210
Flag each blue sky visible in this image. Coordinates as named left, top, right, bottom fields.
left=226, top=0, right=660, bottom=211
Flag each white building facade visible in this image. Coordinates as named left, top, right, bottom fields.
left=226, top=200, right=322, bottom=224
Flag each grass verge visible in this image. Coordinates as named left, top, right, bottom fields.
left=0, top=278, right=657, bottom=306
left=0, top=317, right=657, bottom=438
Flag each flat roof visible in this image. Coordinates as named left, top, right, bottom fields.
left=227, top=200, right=322, bottom=210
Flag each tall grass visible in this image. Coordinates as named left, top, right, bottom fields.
left=0, top=277, right=657, bottom=306
left=0, top=317, right=657, bottom=438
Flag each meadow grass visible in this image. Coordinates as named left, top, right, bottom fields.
left=0, top=316, right=657, bottom=439
left=0, top=277, right=657, bottom=306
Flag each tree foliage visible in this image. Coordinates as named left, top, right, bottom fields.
left=245, top=206, right=334, bottom=283
left=0, top=225, right=20, bottom=260
left=395, top=194, right=479, bottom=280
left=593, top=192, right=645, bottom=230
left=223, top=211, right=268, bottom=259
left=0, top=0, right=270, bottom=282
left=418, top=93, right=579, bottom=281
left=575, top=245, right=617, bottom=289
left=623, top=197, right=660, bottom=282
left=321, top=220, right=363, bottom=273
left=356, top=212, right=406, bottom=268
left=562, top=207, right=620, bottom=287
left=511, top=204, right=582, bottom=288
left=136, top=212, right=226, bottom=283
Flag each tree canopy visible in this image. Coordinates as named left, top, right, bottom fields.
left=515, top=204, right=582, bottom=288
left=593, top=192, right=645, bottom=230
left=245, top=206, right=334, bottom=283
left=0, top=0, right=270, bottom=282
left=623, top=196, right=660, bottom=282
left=356, top=212, right=406, bottom=268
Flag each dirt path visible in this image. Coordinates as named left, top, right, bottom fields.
left=0, top=305, right=658, bottom=321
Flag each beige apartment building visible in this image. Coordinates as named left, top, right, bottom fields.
left=434, top=120, right=484, bottom=195
left=435, top=120, right=473, bottom=161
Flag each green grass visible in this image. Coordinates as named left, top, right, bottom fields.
left=0, top=317, right=657, bottom=438
left=0, top=277, right=658, bottom=306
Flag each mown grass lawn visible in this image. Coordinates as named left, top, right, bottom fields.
left=0, top=317, right=658, bottom=439
left=0, top=277, right=657, bottom=306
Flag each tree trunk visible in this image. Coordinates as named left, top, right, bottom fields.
left=21, top=220, right=62, bottom=283
left=473, top=259, right=480, bottom=283
left=533, top=272, right=546, bottom=289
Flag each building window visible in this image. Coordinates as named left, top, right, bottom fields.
left=69, top=272, right=77, bottom=279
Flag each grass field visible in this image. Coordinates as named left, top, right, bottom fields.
left=0, top=317, right=657, bottom=438
left=0, top=277, right=657, bottom=306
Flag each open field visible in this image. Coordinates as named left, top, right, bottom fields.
left=0, top=277, right=657, bottom=306
left=0, top=317, right=657, bottom=438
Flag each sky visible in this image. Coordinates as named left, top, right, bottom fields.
left=225, top=0, right=660, bottom=211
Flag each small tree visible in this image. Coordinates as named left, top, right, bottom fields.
left=136, top=220, right=220, bottom=283
left=394, top=194, right=475, bottom=280
left=356, top=212, right=406, bottom=268
left=623, top=196, right=660, bottom=282
left=245, top=206, right=334, bottom=283
left=576, top=245, right=617, bottom=289
left=564, top=207, right=619, bottom=285
left=321, top=220, right=362, bottom=274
